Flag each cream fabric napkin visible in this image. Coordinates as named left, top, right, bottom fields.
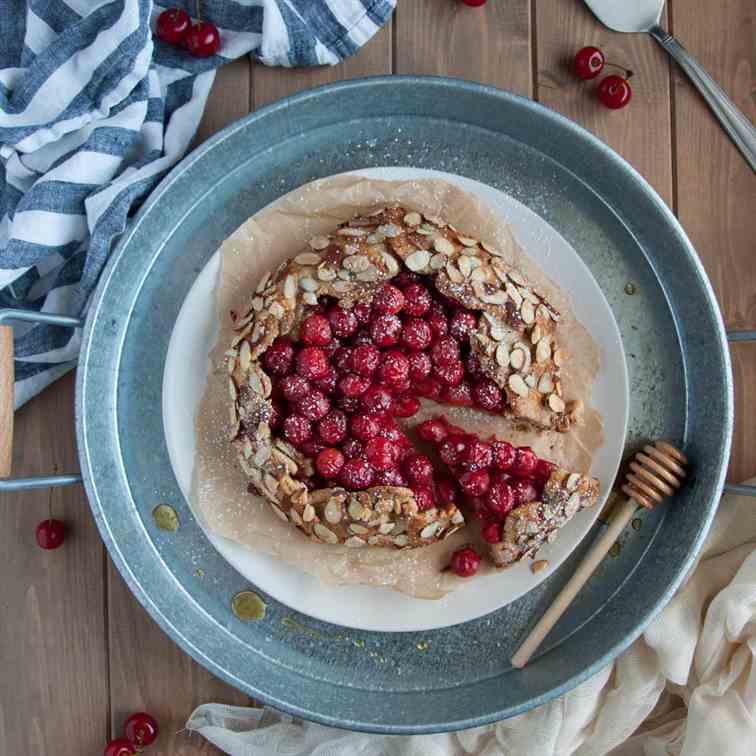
left=186, top=481, right=756, bottom=755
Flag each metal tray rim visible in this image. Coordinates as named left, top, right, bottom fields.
left=75, top=75, right=733, bottom=733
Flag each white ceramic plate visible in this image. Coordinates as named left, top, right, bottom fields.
left=163, top=168, right=629, bottom=632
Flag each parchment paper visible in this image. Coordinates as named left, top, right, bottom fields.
left=192, top=176, right=603, bottom=599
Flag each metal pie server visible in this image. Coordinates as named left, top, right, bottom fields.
left=583, top=0, right=756, bottom=172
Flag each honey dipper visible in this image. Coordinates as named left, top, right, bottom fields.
left=511, top=441, right=688, bottom=668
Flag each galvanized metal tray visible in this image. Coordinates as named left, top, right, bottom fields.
left=14, top=77, right=738, bottom=732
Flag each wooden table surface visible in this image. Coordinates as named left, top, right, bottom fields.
left=1, top=1, right=754, bottom=754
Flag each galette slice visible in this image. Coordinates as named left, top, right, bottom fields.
left=417, top=416, right=600, bottom=567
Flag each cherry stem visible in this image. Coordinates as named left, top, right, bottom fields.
left=195, top=0, right=201, bottom=21
left=605, top=61, right=634, bottom=79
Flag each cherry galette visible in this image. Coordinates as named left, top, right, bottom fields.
left=227, top=206, right=592, bottom=557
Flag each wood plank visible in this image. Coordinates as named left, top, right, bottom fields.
left=108, top=572, right=252, bottom=755
left=193, top=58, right=253, bottom=148
left=394, top=0, right=531, bottom=95
left=669, top=0, right=756, bottom=481
left=535, top=0, right=674, bottom=203
left=108, top=55, right=254, bottom=756
left=252, top=24, right=392, bottom=108
left=0, top=373, right=109, bottom=755
left=731, top=343, right=756, bottom=482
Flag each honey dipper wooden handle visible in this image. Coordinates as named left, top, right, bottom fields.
left=0, top=326, right=14, bottom=478
left=511, top=497, right=636, bottom=669
left=512, top=441, right=687, bottom=669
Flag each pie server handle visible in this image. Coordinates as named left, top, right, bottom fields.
left=649, top=25, right=756, bottom=173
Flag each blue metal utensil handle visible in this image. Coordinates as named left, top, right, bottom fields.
left=0, top=316, right=754, bottom=496
left=0, top=309, right=83, bottom=491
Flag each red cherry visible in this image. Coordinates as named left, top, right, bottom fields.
left=481, top=520, right=503, bottom=544
left=435, top=361, right=465, bottom=387
left=448, top=310, right=478, bottom=341
left=449, top=547, right=481, bottom=577
left=156, top=8, right=191, bottom=46
left=372, top=283, right=405, bottom=314
left=403, top=453, right=435, bottom=486
left=407, top=351, right=432, bottom=380
left=377, top=349, right=410, bottom=386
left=301, top=437, right=327, bottom=461
left=296, top=346, right=329, bottom=380
left=317, top=410, right=348, bottom=445
left=339, top=458, right=374, bottom=490
left=440, top=380, right=474, bottom=406
left=300, top=314, right=332, bottom=346
left=262, top=338, right=294, bottom=375
left=460, top=468, right=491, bottom=497
left=365, top=437, right=401, bottom=471
left=316, top=448, right=345, bottom=478
left=341, top=438, right=364, bottom=459
left=393, top=394, right=420, bottom=418
left=377, top=415, right=404, bottom=444
left=123, top=712, right=159, bottom=748
left=401, top=318, right=433, bottom=351
left=104, top=739, right=136, bottom=756
left=486, top=481, right=515, bottom=519
left=280, top=375, right=310, bottom=402
left=350, top=344, right=380, bottom=376
left=391, top=376, right=412, bottom=394
left=574, top=46, right=605, bottom=80
left=393, top=271, right=420, bottom=288
left=534, top=458, right=556, bottom=486
left=436, top=477, right=458, bottom=505
left=426, top=305, right=449, bottom=339
left=511, top=447, right=538, bottom=478
left=327, top=306, right=358, bottom=339
left=460, top=439, right=493, bottom=471
left=313, top=368, right=338, bottom=395
left=352, top=302, right=372, bottom=324
left=438, top=433, right=469, bottom=468
left=598, top=75, right=632, bottom=109
left=360, top=383, right=393, bottom=414
left=472, top=379, right=503, bottom=412
left=400, top=283, right=432, bottom=317
left=492, top=440, right=516, bottom=471
left=338, top=372, right=371, bottom=397
left=282, top=414, right=312, bottom=447
left=35, top=519, right=65, bottom=550
left=185, top=21, right=221, bottom=58
left=370, top=313, right=402, bottom=347
left=350, top=412, right=381, bottom=441
left=416, top=376, right=443, bottom=400
left=430, top=336, right=459, bottom=367
left=417, top=418, right=449, bottom=443
left=296, top=390, right=331, bottom=421
left=412, top=485, right=436, bottom=512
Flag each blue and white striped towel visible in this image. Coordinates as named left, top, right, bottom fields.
left=1, top=0, right=395, bottom=408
